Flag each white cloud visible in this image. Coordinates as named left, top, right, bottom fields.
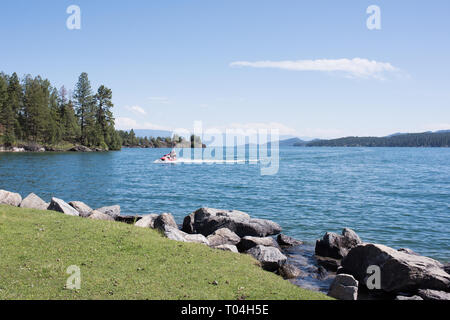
left=127, top=105, right=147, bottom=115
left=230, top=58, right=399, bottom=79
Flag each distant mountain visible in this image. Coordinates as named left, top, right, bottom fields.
left=304, top=131, right=450, bottom=147
left=279, top=137, right=307, bottom=146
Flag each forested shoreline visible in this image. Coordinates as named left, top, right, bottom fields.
left=0, top=72, right=121, bottom=150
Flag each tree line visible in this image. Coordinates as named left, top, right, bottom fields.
left=301, top=131, right=450, bottom=147
left=118, top=129, right=205, bottom=148
left=0, top=72, right=121, bottom=150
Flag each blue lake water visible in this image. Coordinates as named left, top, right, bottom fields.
left=1, top=147, right=449, bottom=262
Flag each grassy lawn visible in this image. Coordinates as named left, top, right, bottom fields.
left=0, top=205, right=331, bottom=300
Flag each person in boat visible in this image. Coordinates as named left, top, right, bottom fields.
left=161, top=150, right=177, bottom=161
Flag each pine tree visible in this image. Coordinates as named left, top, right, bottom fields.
left=0, top=74, right=16, bottom=145
left=7, top=72, right=23, bottom=140
left=73, top=72, right=95, bottom=146
left=95, top=85, right=114, bottom=149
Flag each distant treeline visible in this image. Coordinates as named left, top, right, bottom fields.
left=299, top=131, right=450, bottom=147
left=0, top=72, right=121, bottom=150
left=118, top=129, right=205, bottom=148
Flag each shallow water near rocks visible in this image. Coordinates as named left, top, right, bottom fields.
left=1, top=147, right=449, bottom=268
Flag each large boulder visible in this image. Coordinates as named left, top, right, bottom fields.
left=328, top=274, right=359, bottom=300
left=237, top=236, right=279, bottom=252
left=134, top=214, right=159, bottom=228
left=48, top=197, right=79, bottom=216
left=214, top=244, right=239, bottom=253
left=164, top=226, right=188, bottom=242
left=246, top=245, right=287, bottom=272
left=316, top=256, right=341, bottom=272
left=88, top=210, right=115, bottom=221
left=19, top=193, right=48, bottom=210
left=0, top=190, right=22, bottom=207
left=417, top=289, right=450, bottom=301
left=443, top=263, right=450, bottom=275
left=182, top=207, right=282, bottom=237
left=279, top=264, right=302, bottom=279
left=342, top=243, right=450, bottom=292
left=315, top=228, right=362, bottom=260
left=277, top=234, right=303, bottom=247
left=69, top=145, right=92, bottom=152
left=96, top=205, right=120, bottom=219
left=154, top=213, right=178, bottom=231
left=69, top=201, right=93, bottom=217
left=207, top=228, right=241, bottom=247
left=184, top=234, right=210, bottom=246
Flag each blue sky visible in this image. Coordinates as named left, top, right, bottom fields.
left=1, top=0, right=449, bottom=138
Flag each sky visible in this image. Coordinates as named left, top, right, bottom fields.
left=0, top=0, right=449, bottom=139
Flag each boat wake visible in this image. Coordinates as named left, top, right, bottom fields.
left=153, top=158, right=260, bottom=164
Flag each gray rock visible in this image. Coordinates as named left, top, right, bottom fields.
left=0, top=189, right=22, bottom=207
left=398, top=248, right=420, bottom=256
left=134, top=214, right=159, bottom=228
left=328, top=274, right=359, bottom=300
left=342, top=243, right=450, bottom=292
left=184, top=234, right=210, bottom=246
left=164, top=226, right=188, bottom=242
left=444, top=263, right=450, bottom=275
left=69, top=201, right=93, bottom=217
left=279, top=264, right=302, bottom=279
left=19, top=193, right=47, bottom=210
left=395, top=295, right=423, bottom=300
left=207, top=228, right=241, bottom=247
left=88, top=210, right=115, bottom=221
left=277, top=234, right=303, bottom=247
left=96, top=205, right=120, bottom=219
left=69, top=145, right=92, bottom=152
left=247, top=245, right=287, bottom=272
left=115, top=215, right=143, bottom=224
left=316, top=256, right=341, bottom=272
left=213, top=244, right=239, bottom=253
left=417, top=289, right=450, bottom=301
left=154, top=213, right=178, bottom=231
left=315, top=228, right=362, bottom=260
left=48, top=197, right=79, bottom=216
left=237, top=236, right=279, bottom=252
left=182, top=207, right=282, bottom=237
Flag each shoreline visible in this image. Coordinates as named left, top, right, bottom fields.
left=1, top=188, right=449, bottom=300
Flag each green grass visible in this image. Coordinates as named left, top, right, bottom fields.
left=0, top=205, right=331, bottom=300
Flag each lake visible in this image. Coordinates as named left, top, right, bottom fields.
left=1, top=147, right=449, bottom=263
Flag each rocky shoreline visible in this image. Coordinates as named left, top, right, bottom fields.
left=1, top=188, right=449, bottom=300
left=0, top=144, right=107, bottom=153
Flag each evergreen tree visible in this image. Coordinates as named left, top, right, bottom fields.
left=7, top=72, right=23, bottom=140
left=73, top=72, right=95, bottom=146
left=0, top=74, right=16, bottom=145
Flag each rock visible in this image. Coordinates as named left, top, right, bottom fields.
left=417, top=289, right=450, bottom=301
left=277, top=234, right=303, bottom=247
left=153, top=213, right=178, bottom=231
left=247, top=245, right=287, bottom=272
left=315, top=228, right=362, bottom=260
left=184, top=234, right=210, bottom=246
left=134, top=214, right=159, bottom=228
left=182, top=207, right=282, bottom=237
left=395, top=295, right=423, bottom=300
left=96, top=205, right=120, bottom=219
left=0, top=189, right=22, bottom=207
left=48, top=197, right=79, bottom=216
left=316, top=256, right=341, bottom=272
left=279, top=264, right=302, bottom=279
left=398, top=248, right=420, bottom=256
left=237, top=236, right=279, bottom=252
left=19, top=193, right=47, bottom=210
left=328, top=274, right=359, bottom=300
left=164, top=226, right=187, bottom=242
left=444, top=263, right=450, bottom=275
left=213, top=244, right=239, bottom=253
left=69, top=145, right=92, bottom=152
left=342, top=243, right=450, bottom=292
left=12, top=147, right=25, bottom=152
left=207, top=228, right=241, bottom=247
left=88, top=210, right=115, bottom=221
left=115, top=215, right=143, bottom=224
left=69, top=201, right=93, bottom=217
